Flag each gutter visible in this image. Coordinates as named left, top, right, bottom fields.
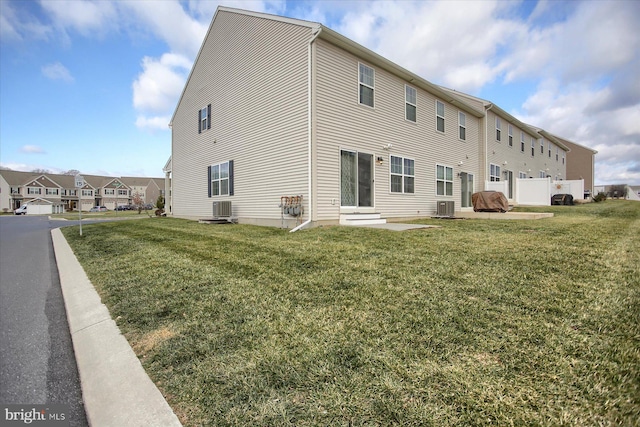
left=291, top=26, right=322, bottom=233
left=485, top=103, right=493, bottom=186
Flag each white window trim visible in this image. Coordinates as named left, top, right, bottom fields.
left=496, top=117, right=502, bottom=141
left=200, top=106, right=208, bottom=132
left=540, top=139, right=544, bottom=154
left=490, top=163, right=501, bottom=182
left=390, top=155, right=415, bottom=194
left=508, top=124, right=513, bottom=147
left=539, top=170, right=547, bottom=178
left=458, top=111, right=466, bottom=141
left=436, top=164, right=454, bottom=196
left=436, top=100, right=445, bottom=133
left=358, top=62, right=375, bottom=108
left=405, top=85, right=417, bottom=122
left=519, top=171, right=528, bottom=179
left=211, top=161, right=230, bottom=196
left=531, top=137, right=536, bottom=157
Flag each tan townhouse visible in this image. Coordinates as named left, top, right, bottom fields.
left=169, top=7, right=585, bottom=228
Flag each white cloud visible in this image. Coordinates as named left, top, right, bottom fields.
left=0, top=1, right=53, bottom=41
left=39, top=0, right=118, bottom=38
left=132, top=54, right=191, bottom=130
left=41, top=62, right=74, bottom=82
left=20, top=145, right=46, bottom=154
left=135, top=115, right=172, bottom=131
left=132, top=53, right=191, bottom=113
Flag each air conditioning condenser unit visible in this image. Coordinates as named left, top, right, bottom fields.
left=213, top=201, right=232, bottom=218
left=436, top=200, right=455, bottom=217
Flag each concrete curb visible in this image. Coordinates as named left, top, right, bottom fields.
left=51, top=228, right=182, bottom=427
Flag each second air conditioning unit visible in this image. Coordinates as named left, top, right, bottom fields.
left=436, top=201, right=455, bottom=217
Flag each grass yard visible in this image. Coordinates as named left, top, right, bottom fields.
left=62, top=201, right=640, bottom=426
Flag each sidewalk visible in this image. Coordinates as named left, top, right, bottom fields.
left=51, top=228, right=182, bottom=427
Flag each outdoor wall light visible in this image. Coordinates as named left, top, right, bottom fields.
left=376, top=156, right=384, bottom=165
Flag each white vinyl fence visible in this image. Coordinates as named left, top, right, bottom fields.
left=484, top=179, right=586, bottom=206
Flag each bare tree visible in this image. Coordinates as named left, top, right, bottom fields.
left=31, top=168, right=50, bottom=174
left=63, top=169, right=81, bottom=176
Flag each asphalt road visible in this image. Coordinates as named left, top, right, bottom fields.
left=0, top=215, right=88, bottom=426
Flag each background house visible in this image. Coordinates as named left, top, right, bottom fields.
left=0, top=170, right=164, bottom=213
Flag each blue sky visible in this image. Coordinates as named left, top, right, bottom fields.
left=1, top=0, right=639, bottom=184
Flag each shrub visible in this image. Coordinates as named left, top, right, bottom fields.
left=593, top=192, right=607, bottom=202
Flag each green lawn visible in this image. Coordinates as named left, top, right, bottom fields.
left=62, top=201, right=640, bottom=426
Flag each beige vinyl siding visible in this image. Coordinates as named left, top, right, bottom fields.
left=172, top=11, right=310, bottom=222
left=486, top=112, right=566, bottom=194
left=314, top=39, right=480, bottom=220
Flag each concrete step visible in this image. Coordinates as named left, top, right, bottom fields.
left=340, top=213, right=386, bottom=226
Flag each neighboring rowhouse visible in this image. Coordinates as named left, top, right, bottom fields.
left=169, top=7, right=575, bottom=228
left=552, top=136, right=597, bottom=197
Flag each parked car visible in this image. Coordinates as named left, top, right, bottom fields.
left=14, top=205, right=28, bottom=215
left=115, top=205, right=132, bottom=211
left=89, top=206, right=108, bottom=212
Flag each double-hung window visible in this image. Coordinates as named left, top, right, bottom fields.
left=539, top=170, right=547, bottom=178
left=27, top=187, right=41, bottom=195
left=358, top=63, right=374, bottom=107
left=390, top=156, right=415, bottom=194
left=436, top=164, right=453, bottom=196
left=540, top=139, right=544, bottom=154
left=208, top=161, right=234, bottom=197
left=496, top=117, right=501, bottom=141
left=556, top=147, right=559, bottom=161
left=548, top=142, right=552, bottom=158
left=508, top=125, right=513, bottom=147
left=531, top=138, right=535, bottom=156
left=198, top=104, right=211, bottom=133
left=490, top=164, right=501, bottom=182
left=520, top=132, right=525, bottom=152
left=436, top=100, right=445, bottom=132
left=82, top=189, right=93, bottom=197
left=519, top=171, right=528, bottom=179
left=458, top=112, right=466, bottom=140
left=405, top=85, right=416, bottom=122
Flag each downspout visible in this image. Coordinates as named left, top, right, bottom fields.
left=291, top=26, right=322, bottom=233
left=484, top=103, right=493, bottom=190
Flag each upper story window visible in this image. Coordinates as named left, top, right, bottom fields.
left=436, top=100, right=445, bottom=132
left=562, top=153, right=565, bottom=165
left=198, top=104, right=211, bottom=133
left=548, top=142, right=552, bottom=158
left=118, top=189, right=128, bottom=196
left=556, top=147, right=559, bottom=161
left=27, top=187, right=41, bottom=195
left=104, top=188, right=115, bottom=195
left=436, top=164, right=453, bottom=196
left=405, top=85, right=416, bottom=122
left=519, top=171, right=528, bottom=179
left=490, top=164, right=501, bottom=182
left=390, top=155, right=415, bottom=194
left=540, top=139, right=544, bottom=154
left=495, top=117, right=501, bottom=141
left=11, top=187, right=20, bottom=195
left=539, top=170, right=547, bottom=178
left=46, top=188, right=59, bottom=195
left=358, top=63, right=374, bottom=107
left=508, top=124, right=513, bottom=147
left=82, top=189, right=93, bottom=197
left=531, top=137, right=535, bottom=157
left=520, top=132, right=525, bottom=153
left=458, top=112, right=466, bottom=141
